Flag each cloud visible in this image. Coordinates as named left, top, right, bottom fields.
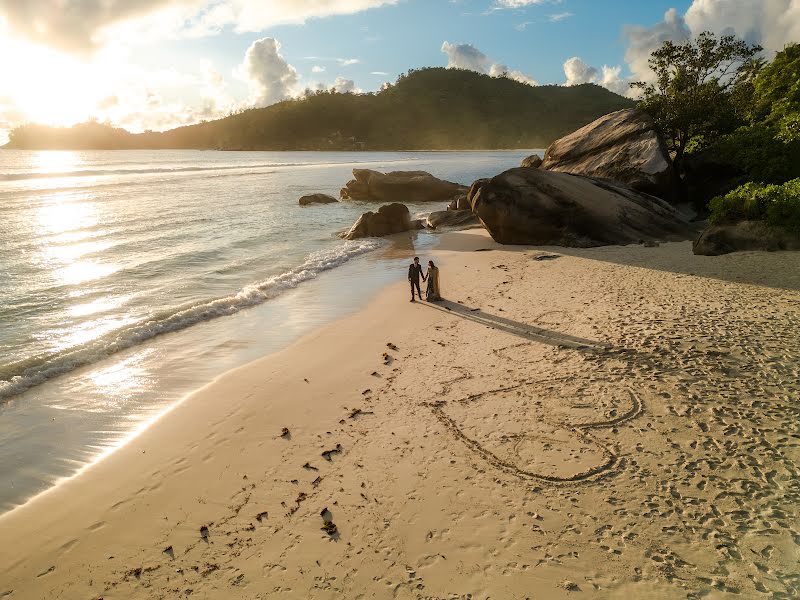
left=239, top=37, right=299, bottom=107
left=494, top=0, right=549, bottom=7
left=549, top=12, right=574, bottom=22
left=441, top=41, right=490, bottom=72
left=623, top=8, right=691, bottom=83
left=618, top=2, right=800, bottom=88
left=563, top=57, right=598, bottom=86
left=332, top=76, right=359, bottom=93
left=338, top=58, right=361, bottom=66
left=370, top=71, right=389, bottom=75
left=312, top=65, right=326, bottom=73
left=562, top=57, right=631, bottom=96
left=684, top=0, right=800, bottom=54
left=0, top=0, right=198, bottom=54
left=441, top=41, right=537, bottom=86
left=0, top=0, right=399, bottom=54
left=489, top=63, right=539, bottom=86
left=598, top=65, right=629, bottom=96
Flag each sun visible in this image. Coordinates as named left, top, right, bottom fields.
left=0, top=34, right=105, bottom=127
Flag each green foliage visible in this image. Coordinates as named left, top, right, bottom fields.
left=750, top=43, right=800, bottom=135
left=633, top=32, right=762, bottom=168
left=709, top=178, right=800, bottom=233
left=4, top=68, right=634, bottom=151
left=680, top=44, right=800, bottom=212
left=704, top=124, right=798, bottom=184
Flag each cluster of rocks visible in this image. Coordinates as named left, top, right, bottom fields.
left=340, top=169, right=467, bottom=204
left=469, top=108, right=689, bottom=246
left=299, top=107, right=793, bottom=255
left=342, top=203, right=424, bottom=241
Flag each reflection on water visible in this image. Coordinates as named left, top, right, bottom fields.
left=35, top=192, right=97, bottom=235
left=51, top=315, right=136, bottom=352
left=88, top=350, right=154, bottom=411
left=55, top=259, right=119, bottom=286
left=69, top=295, right=131, bottom=317
left=34, top=150, right=81, bottom=174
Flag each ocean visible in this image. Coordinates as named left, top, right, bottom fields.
left=0, top=149, right=533, bottom=513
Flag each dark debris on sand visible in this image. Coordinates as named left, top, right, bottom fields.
left=321, top=444, right=343, bottom=461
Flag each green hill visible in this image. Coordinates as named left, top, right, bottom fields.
left=4, top=68, right=634, bottom=151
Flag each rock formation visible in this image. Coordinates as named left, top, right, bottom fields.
left=343, top=203, right=424, bottom=240
left=426, top=209, right=481, bottom=229
left=541, top=108, right=675, bottom=201
left=469, top=167, right=690, bottom=247
left=520, top=154, right=542, bottom=168
left=298, top=193, right=338, bottom=205
left=340, top=169, right=467, bottom=203
left=692, top=221, right=800, bottom=255
left=446, top=195, right=471, bottom=211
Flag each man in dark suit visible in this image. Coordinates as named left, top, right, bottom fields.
left=408, top=256, right=425, bottom=301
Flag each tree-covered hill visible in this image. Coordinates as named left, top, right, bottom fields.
left=4, top=68, right=634, bottom=151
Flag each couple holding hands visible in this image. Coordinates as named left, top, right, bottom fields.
left=408, top=256, right=441, bottom=303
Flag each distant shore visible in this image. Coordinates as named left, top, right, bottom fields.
left=2, top=230, right=799, bottom=599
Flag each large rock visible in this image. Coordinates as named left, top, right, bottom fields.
left=692, top=221, right=800, bottom=256
left=299, top=193, right=338, bottom=206
left=469, top=167, right=690, bottom=247
left=426, top=209, right=481, bottom=229
left=340, top=169, right=468, bottom=203
left=446, top=194, right=471, bottom=211
left=343, top=203, right=424, bottom=240
left=541, top=108, right=676, bottom=201
left=520, top=154, right=543, bottom=168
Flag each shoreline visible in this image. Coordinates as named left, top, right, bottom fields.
left=3, top=230, right=799, bottom=599
left=0, top=230, right=441, bottom=514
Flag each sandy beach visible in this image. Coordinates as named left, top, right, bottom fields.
left=2, top=229, right=799, bottom=600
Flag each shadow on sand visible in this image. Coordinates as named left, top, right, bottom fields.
left=418, top=299, right=607, bottom=351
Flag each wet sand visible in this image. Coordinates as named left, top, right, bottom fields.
left=2, top=229, right=799, bottom=599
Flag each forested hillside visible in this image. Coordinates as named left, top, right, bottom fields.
left=5, top=68, right=634, bottom=151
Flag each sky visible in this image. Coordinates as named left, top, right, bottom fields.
left=0, top=0, right=798, bottom=144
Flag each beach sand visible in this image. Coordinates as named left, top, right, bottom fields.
left=2, top=229, right=799, bottom=599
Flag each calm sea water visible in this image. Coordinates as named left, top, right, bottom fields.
left=0, top=149, right=533, bottom=513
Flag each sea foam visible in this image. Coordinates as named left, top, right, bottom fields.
left=0, top=238, right=383, bottom=401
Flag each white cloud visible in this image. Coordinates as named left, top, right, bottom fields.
left=549, top=12, right=574, bottom=22
left=489, top=63, right=539, bottom=86
left=685, top=0, right=800, bottom=54
left=332, top=76, right=359, bottom=93
left=617, top=2, right=800, bottom=89
left=441, top=41, right=490, bottom=72
left=0, top=0, right=399, bottom=54
left=598, top=65, right=629, bottom=96
left=494, top=0, right=549, bottom=7
left=623, top=8, right=691, bottom=84
left=0, top=0, right=201, bottom=54
left=370, top=71, right=389, bottom=75
left=312, top=65, right=326, bottom=73
left=338, top=58, right=361, bottom=66
left=239, top=37, right=299, bottom=107
left=562, top=57, right=630, bottom=96
left=441, top=41, right=537, bottom=86
left=563, top=56, right=598, bottom=86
